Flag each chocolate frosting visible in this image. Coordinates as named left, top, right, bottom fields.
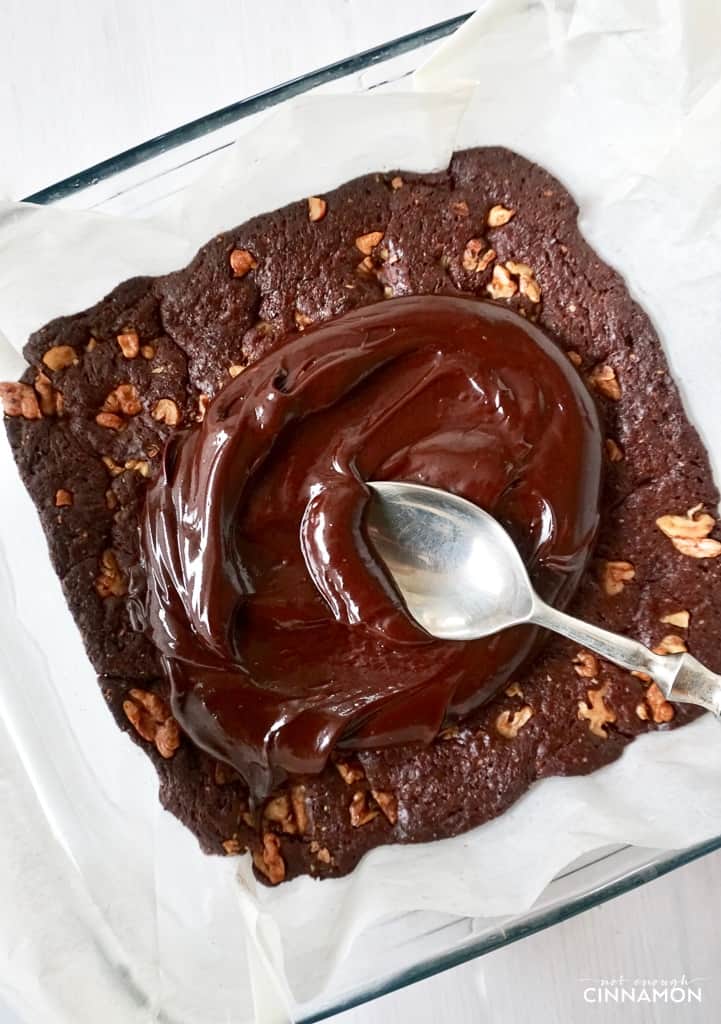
left=140, top=295, right=602, bottom=799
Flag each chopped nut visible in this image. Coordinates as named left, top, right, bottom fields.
left=34, top=371, right=62, bottom=416
left=122, top=687, right=180, bottom=758
left=42, top=345, right=78, bottom=371
left=294, top=310, right=314, bottom=330
left=334, top=759, right=365, bottom=785
left=600, top=560, right=635, bottom=596
left=451, top=200, right=470, bottom=217
left=0, top=382, right=42, bottom=419
left=264, top=793, right=297, bottom=834
left=102, top=454, right=124, bottom=477
left=356, top=255, right=375, bottom=276
left=315, top=845, right=332, bottom=864
left=487, top=204, right=515, bottom=227
left=116, top=331, right=139, bottom=359
left=635, top=702, right=649, bottom=720
left=577, top=683, right=616, bottom=738
left=605, top=438, right=624, bottom=462
left=228, top=364, right=244, bottom=378
left=54, top=488, right=73, bottom=507
left=462, top=239, right=495, bottom=273
left=505, top=682, right=524, bottom=698
left=504, top=261, right=541, bottom=303
left=124, top=459, right=150, bottom=478
left=290, top=784, right=308, bottom=835
left=152, top=398, right=181, bottom=426
left=307, top=196, right=327, bottom=222
left=632, top=669, right=652, bottom=683
left=438, top=724, right=460, bottom=740
left=660, top=609, right=690, bottom=629
left=645, top=682, right=675, bottom=723
left=495, top=705, right=533, bottom=739
left=486, top=264, right=518, bottom=300
left=390, top=176, right=404, bottom=190
left=355, top=230, right=384, bottom=256
left=656, top=507, right=721, bottom=558
left=253, top=833, right=286, bottom=884
left=371, top=789, right=398, bottom=825
left=222, top=838, right=242, bottom=855
left=383, top=285, right=394, bottom=299
left=86, top=337, right=98, bottom=352
left=652, top=634, right=688, bottom=655
left=349, top=790, right=379, bottom=827
left=229, top=248, right=257, bottom=277
left=573, top=650, right=600, bottom=678
left=140, top=344, right=155, bottom=360
left=103, top=383, right=141, bottom=416
left=95, top=549, right=126, bottom=597
left=95, top=412, right=124, bottom=430
left=567, top=350, right=582, bottom=367
left=588, top=364, right=622, bottom=400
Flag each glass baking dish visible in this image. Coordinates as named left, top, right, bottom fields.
left=18, top=14, right=721, bottom=1022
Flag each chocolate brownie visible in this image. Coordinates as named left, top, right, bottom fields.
left=3, top=147, right=721, bottom=885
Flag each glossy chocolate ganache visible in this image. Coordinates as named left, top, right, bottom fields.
left=141, top=295, right=602, bottom=799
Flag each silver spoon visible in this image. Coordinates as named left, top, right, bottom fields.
left=366, top=481, right=721, bottom=717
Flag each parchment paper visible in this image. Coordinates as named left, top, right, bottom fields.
left=2, top=2, right=721, bottom=1020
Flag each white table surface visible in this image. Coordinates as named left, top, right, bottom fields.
left=1, top=2, right=720, bottom=1022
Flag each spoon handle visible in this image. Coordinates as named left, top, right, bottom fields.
left=530, top=597, right=721, bottom=717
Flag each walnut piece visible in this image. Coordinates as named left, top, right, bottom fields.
left=605, top=438, right=624, bottom=462
left=54, top=488, right=73, bottom=507
left=486, top=264, right=518, bottom=300
left=264, top=793, right=297, bottom=834
left=290, top=784, right=308, bottom=835
left=505, top=681, right=524, bottom=698
left=355, top=230, right=384, bottom=256
left=371, top=789, right=398, bottom=825
left=577, top=683, right=616, bottom=738
left=141, top=344, right=155, bottom=360
left=228, top=364, right=244, bottom=378
left=487, top=204, right=515, bottom=227
left=495, top=705, right=533, bottom=739
left=42, top=345, right=78, bottom=371
left=222, top=838, right=242, bottom=855
left=600, top=560, right=635, bottom=596
left=253, top=833, right=286, bottom=884
left=334, top=759, right=365, bottom=785
left=122, top=687, right=180, bottom=758
left=635, top=702, right=649, bottom=721
left=452, top=200, right=470, bottom=217
left=462, top=239, right=495, bottom=273
left=588, top=364, right=622, bottom=400
left=104, top=383, right=142, bottom=416
left=645, top=682, right=675, bottom=723
left=102, top=454, right=124, bottom=477
left=95, top=549, right=127, bottom=597
left=294, top=310, right=314, bottom=330
left=350, top=790, right=379, bottom=827
left=567, top=350, right=582, bottom=367
left=152, top=398, right=181, bottom=426
left=390, top=175, right=404, bottom=190
left=307, top=196, right=327, bottom=222
left=356, top=255, right=375, bottom=276
left=95, top=412, right=124, bottom=431
left=229, top=248, right=257, bottom=277
left=0, top=382, right=42, bottom=419
left=116, top=331, right=140, bottom=359
left=505, top=261, right=541, bottom=303
left=573, top=650, right=599, bottom=678
left=660, top=609, right=690, bottom=629
left=656, top=506, right=721, bottom=558
left=652, top=633, right=687, bottom=655
left=34, top=371, right=63, bottom=416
